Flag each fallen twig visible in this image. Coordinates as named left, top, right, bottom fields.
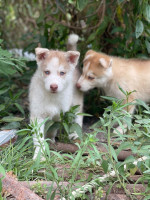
left=127, top=175, right=148, bottom=183
left=102, top=193, right=141, bottom=200
left=0, top=173, right=43, bottom=200
left=104, top=183, right=146, bottom=194
left=22, top=182, right=146, bottom=200
left=21, top=180, right=70, bottom=190
left=62, top=156, right=148, bottom=200
left=49, top=142, right=134, bottom=161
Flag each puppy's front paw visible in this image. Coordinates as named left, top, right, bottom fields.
left=69, top=132, right=79, bottom=140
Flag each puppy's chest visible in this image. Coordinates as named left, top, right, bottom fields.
left=43, top=94, right=73, bottom=117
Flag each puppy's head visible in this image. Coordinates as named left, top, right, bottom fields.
left=76, top=50, right=113, bottom=92
left=35, top=48, right=80, bottom=93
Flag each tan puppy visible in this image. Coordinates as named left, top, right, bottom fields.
left=77, top=50, right=150, bottom=134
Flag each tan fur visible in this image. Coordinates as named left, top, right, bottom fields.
left=77, top=50, right=150, bottom=134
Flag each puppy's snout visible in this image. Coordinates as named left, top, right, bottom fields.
left=76, top=82, right=81, bottom=89
left=50, top=84, right=58, bottom=92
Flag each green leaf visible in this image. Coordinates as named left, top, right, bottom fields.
left=0, top=60, right=17, bottom=75
left=136, top=99, right=149, bottom=110
left=135, top=20, right=144, bottom=39
left=101, top=95, right=118, bottom=102
left=143, top=169, right=150, bottom=174
left=0, top=180, right=2, bottom=193
left=1, top=122, right=20, bottom=130
left=111, top=27, right=124, bottom=34
left=1, top=116, right=24, bottom=122
left=0, top=104, right=5, bottom=112
left=144, top=5, right=150, bottom=22
left=145, top=39, right=150, bottom=54
left=118, top=85, right=127, bottom=95
left=15, top=103, right=25, bottom=115
left=76, top=0, right=88, bottom=11
left=46, top=183, right=55, bottom=200
left=116, top=141, right=131, bottom=155
left=0, top=164, right=5, bottom=177
left=50, top=166, right=58, bottom=180
left=63, top=122, right=69, bottom=134
left=130, top=166, right=138, bottom=175
left=110, top=146, right=118, bottom=162
left=55, top=0, right=66, bottom=13
left=124, top=155, right=135, bottom=163
left=71, top=149, right=82, bottom=168
left=101, top=159, right=108, bottom=173
left=52, top=151, right=64, bottom=161
left=44, top=120, right=55, bottom=133
left=77, top=112, right=92, bottom=117
left=0, top=165, right=5, bottom=193
left=135, top=118, right=150, bottom=125
left=0, top=87, right=9, bottom=95
left=87, top=17, right=109, bottom=42
left=70, top=105, right=80, bottom=113
left=50, top=190, right=56, bottom=200
left=70, top=123, right=82, bottom=139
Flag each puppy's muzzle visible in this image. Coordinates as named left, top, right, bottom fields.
left=76, top=83, right=81, bottom=89
left=50, top=84, right=58, bottom=92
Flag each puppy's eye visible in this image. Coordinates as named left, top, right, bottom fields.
left=44, top=71, right=50, bottom=75
left=60, top=71, right=66, bottom=76
left=88, top=76, right=95, bottom=80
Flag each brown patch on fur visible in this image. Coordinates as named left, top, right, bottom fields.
left=41, top=50, right=70, bottom=70
left=83, top=51, right=111, bottom=78
left=81, top=49, right=150, bottom=107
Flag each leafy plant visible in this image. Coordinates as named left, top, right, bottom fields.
left=0, top=164, right=5, bottom=199
left=1, top=91, right=150, bottom=199
left=0, top=40, right=26, bottom=129
left=42, top=105, right=88, bottom=143
left=1, top=1, right=150, bottom=199
left=89, top=91, right=150, bottom=199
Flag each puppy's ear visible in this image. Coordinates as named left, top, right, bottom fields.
left=99, top=57, right=112, bottom=68
left=35, top=48, right=49, bottom=61
left=86, top=49, right=95, bottom=55
left=65, top=51, right=80, bottom=66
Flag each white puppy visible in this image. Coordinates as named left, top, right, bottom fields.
left=29, top=34, right=83, bottom=159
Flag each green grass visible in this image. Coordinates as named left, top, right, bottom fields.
left=1, top=94, right=150, bottom=199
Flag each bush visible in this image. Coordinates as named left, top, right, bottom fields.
left=0, top=40, right=26, bottom=129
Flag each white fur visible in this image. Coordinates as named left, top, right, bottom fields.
left=84, top=54, right=93, bottom=61
left=99, top=58, right=107, bottom=68
left=65, top=51, right=80, bottom=67
left=83, top=62, right=90, bottom=72
left=77, top=74, right=95, bottom=92
left=29, top=52, right=83, bottom=160
left=68, top=34, right=79, bottom=45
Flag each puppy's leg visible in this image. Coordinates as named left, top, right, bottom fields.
left=31, top=117, right=46, bottom=160
left=113, top=98, right=136, bottom=135
left=69, top=90, right=83, bottom=140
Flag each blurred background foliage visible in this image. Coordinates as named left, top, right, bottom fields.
left=0, top=0, right=150, bottom=127
left=1, top=0, right=150, bottom=56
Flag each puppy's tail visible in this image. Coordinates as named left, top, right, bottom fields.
left=67, top=34, right=79, bottom=51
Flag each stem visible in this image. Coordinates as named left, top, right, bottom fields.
left=107, top=114, right=134, bottom=200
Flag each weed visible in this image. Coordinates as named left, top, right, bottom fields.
left=1, top=89, right=150, bottom=199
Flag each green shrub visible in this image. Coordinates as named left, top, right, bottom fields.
left=0, top=40, right=26, bottom=129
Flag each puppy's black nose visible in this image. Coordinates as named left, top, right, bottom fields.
left=50, top=84, right=58, bottom=91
